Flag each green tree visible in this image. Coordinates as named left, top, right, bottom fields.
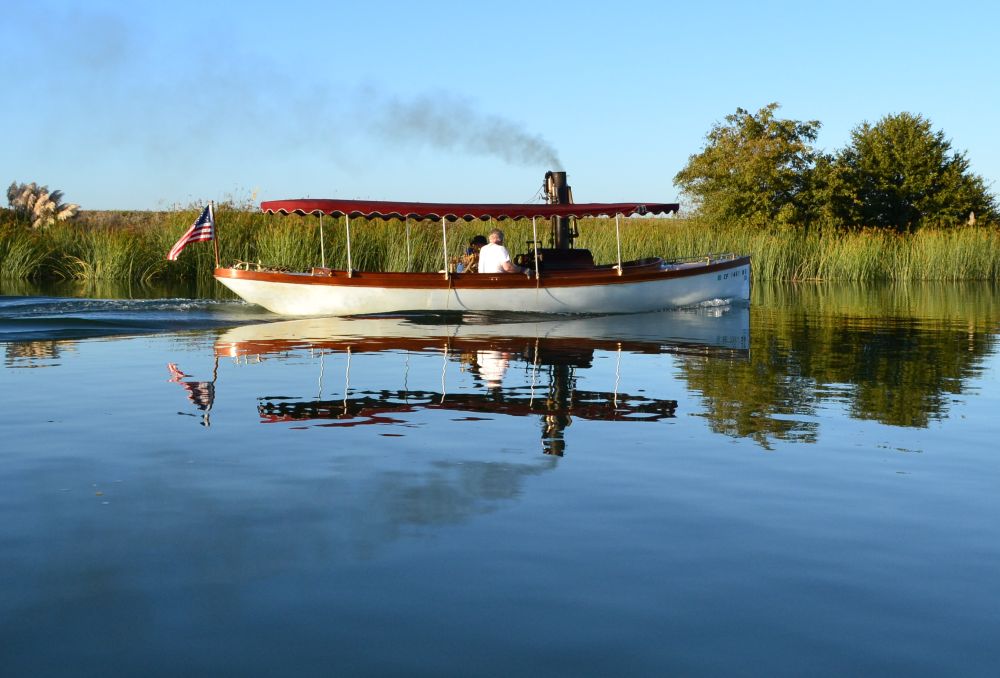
left=674, top=103, right=821, bottom=227
left=831, top=113, right=995, bottom=231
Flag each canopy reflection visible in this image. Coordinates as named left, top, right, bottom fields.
left=208, top=308, right=750, bottom=455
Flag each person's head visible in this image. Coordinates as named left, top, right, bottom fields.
left=488, top=228, right=504, bottom=244
left=470, top=234, right=488, bottom=250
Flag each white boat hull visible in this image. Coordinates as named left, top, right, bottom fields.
left=216, top=305, right=751, bottom=355
left=215, top=257, right=750, bottom=317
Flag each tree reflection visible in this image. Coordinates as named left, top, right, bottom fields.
left=684, top=283, right=999, bottom=446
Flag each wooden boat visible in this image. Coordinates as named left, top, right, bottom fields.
left=213, top=176, right=750, bottom=317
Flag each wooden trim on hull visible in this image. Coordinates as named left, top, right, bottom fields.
left=214, top=255, right=749, bottom=290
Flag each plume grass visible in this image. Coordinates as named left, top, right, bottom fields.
left=7, top=181, right=80, bottom=229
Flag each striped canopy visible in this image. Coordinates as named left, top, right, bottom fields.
left=260, top=199, right=679, bottom=221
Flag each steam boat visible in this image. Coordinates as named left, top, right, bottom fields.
left=213, top=172, right=750, bottom=316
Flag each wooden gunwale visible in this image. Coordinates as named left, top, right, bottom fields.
left=214, top=255, right=749, bottom=290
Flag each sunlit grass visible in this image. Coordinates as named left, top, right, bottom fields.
left=0, top=223, right=51, bottom=278
left=47, top=225, right=168, bottom=283
left=1, top=207, right=997, bottom=282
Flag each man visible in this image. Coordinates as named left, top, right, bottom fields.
left=476, top=349, right=510, bottom=389
left=477, top=228, right=530, bottom=275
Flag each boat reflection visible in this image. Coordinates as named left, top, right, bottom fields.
left=209, top=308, right=750, bottom=455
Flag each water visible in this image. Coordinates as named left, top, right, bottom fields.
left=1, top=283, right=998, bottom=677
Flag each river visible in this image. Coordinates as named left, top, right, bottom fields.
left=1, top=281, right=998, bottom=676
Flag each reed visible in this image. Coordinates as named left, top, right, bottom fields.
left=254, top=218, right=321, bottom=270
left=1, top=207, right=997, bottom=283
left=0, top=224, right=52, bottom=278
left=47, top=224, right=169, bottom=282
left=576, top=218, right=1000, bottom=282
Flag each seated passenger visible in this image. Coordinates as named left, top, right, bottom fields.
left=458, top=234, right=488, bottom=273
left=476, top=349, right=510, bottom=389
left=477, top=228, right=530, bottom=274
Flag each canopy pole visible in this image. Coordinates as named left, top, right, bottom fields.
left=529, top=336, right=540, bottom=407
left=531, top=216, right=540, bottom=285
left=319, top=212, right=326, bottom=269
left=613, top=343, right=622, bottom=407
left=345, top=214, right=353, bottom=277
left=210, top=201, right=220, bottom=268
left=405, top=217, right=412, bottom=272
left=441, top=216, right=449, bottom=280
left=317, top=350, right=324, bottom=399
left=615, top=213, right=623, bottom=276
left=440, top=343, right=448, bottom=403
left=342, top=346, right=351, bottom=416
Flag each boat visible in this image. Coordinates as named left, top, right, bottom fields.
left=213, top=172, right=751, bottom=316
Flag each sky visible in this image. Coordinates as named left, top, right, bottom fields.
left=2, top=0, right=999, bottom=210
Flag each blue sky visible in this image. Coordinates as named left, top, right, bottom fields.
left=3, top=0, right=998, bottom=210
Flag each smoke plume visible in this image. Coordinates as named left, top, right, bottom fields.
left=4, top=2, right=564, bottom=207
left=366, top=91, right=561, bottom=169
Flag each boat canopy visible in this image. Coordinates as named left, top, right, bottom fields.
left=260, top=199, right=679, bottom=221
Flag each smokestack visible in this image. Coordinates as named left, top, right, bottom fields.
left=545, top=171, right=574, bottom=249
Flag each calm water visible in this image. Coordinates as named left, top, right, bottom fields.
left=1, top=282, right=998, bottom=677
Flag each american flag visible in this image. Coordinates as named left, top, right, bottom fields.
left=167, top=204, right=215, bottom=261
left=167, top=362, right=215, bottom=412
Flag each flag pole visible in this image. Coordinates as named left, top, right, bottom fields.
left=211, top=201, right=220, bottom=269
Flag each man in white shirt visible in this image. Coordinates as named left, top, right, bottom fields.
left=476, top=350, right=510, bottom=388
left=477, top=228, right=530, bottom=275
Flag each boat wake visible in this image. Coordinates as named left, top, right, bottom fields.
left=0, top=296, right=275, bottom=342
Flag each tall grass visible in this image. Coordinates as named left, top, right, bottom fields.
left=49, top=225, right=169, bottom=282
left=0, top=224, right=52, bottom=278
left=577, top=218, right=1000, bottom=282
left=1, top=207, right=998, bottom=283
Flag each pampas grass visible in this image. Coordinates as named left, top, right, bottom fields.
left=7, top=181, right=80, bottom=229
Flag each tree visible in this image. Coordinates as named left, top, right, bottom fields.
left=674, top=103, right=821, bottom=227
left=831, top=113, right=995, bottom=231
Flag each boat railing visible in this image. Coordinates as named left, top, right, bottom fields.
left=661, top=252, right=742, bottom=269
left=226, top=253, right=744, bottom=276
left=230, top=260, right=294, bottom=273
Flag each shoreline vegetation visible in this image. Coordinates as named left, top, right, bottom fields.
left=5, top=104, right=996, bottom=289
left=2, top=205, right=999, bottom=285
